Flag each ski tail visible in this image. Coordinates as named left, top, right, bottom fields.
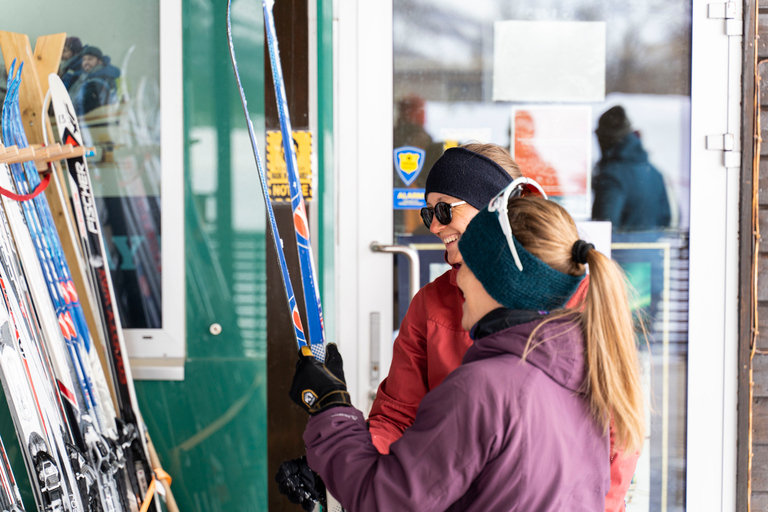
left=47, top=72, right=159, bottom=512
left=231, top=3, right=344, bottom=511
left=262, top=0, right=327, bottom=361
left=227, top=0, right=309, bottom=350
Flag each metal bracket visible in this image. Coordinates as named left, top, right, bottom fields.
left=707, top=1, right=743, bottom=36
left=706, top=134, right=741, bottom=168
left=706, top=133, right=735, bottom=151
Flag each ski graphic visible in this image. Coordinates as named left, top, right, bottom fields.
left=0, top=433, right=26, bottom=511
left=227, top=0, right=309, bottom=350
left=0, top=65, right=126, bottom=512
left=2, top=60, right=86, bottom=512
left=230, top=3, right=343, bottom=511
left=46, top=74, right=156, bottom=511
left=263, top=0, right=326, bottom=360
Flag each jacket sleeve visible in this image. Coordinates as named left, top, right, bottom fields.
left=305, top=373, right=497, bottom=512
left=565, top=275, right=590, bottom=309
left=367, top=286, right=430, bottom=453
left=592, top=167, right=627, bottom=226
left=604, top=420, right=641, bottom=512
left=657, top=174, right=672, bottom=228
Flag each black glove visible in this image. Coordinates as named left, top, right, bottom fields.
left=275, top=456, right=326, bottom=511
left=324, top=343, right=346, bottom=382
left=289, top=344, right=351, bottom=415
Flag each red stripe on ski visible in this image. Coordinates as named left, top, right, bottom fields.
left=57, top=379, right=77, bottom=405
left=293, top=202, right=309, bottom=239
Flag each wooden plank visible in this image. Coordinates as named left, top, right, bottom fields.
left=753, top=445, right=768, bottom=492
left=33, top=33, right=66, bottom=87
left=739, top=2, right=759, bottom=510
left=753, top=397, right=768, bottom=444
left=760, top=14, right=768, bottom=59
left=753, top=492, right=768, bottom=511
left=755, top=347, right=768, bottom=397
left=758, top=254, right=768, bottom=302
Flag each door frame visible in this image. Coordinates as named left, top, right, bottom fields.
left=333, top=1, right=740, bottom=509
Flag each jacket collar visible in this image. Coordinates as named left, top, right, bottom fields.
left=463, top=312, right=587, bottom=393
left=469, top=308, right=548, bottom=340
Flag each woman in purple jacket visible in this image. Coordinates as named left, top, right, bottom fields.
left=289, top=178, right=646, bottom=511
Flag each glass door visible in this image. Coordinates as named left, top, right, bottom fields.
left=336, top=0, right=738, bottom=509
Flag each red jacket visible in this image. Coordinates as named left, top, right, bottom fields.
left=368, top=267, right=639, bottom=512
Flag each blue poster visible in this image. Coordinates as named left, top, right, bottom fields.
left=393, top=146, right=426, bottom=186
left=393, top=188, right=426, bottom=209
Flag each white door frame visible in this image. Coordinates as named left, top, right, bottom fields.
left=687, top=0, right=741, bottom=510
left=334, top=1, right=740, bottom=509
left=334, top=0, right=394, bottom=410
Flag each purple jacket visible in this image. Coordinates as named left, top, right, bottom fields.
left=304, top=316, right=609, bottom=511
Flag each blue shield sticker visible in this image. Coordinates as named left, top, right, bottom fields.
left=393, top=146, right=426, bottom=186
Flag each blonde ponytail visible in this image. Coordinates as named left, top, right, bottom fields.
left=579, top=249, right=646, bottom=454
left=508, top=197, right=645, bottom=454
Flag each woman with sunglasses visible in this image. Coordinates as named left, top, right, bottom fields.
left=369, top=144, right=566, bottom=454
left=277, top=145, right=635, bottom=510
left=369, top=148, right=636, bottom=511
left=288, top=181, right=645, bottom=511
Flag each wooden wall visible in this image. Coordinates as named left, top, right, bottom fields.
left=747, top=1, right=765, bottom=509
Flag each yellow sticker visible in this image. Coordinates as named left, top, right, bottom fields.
left=266, top=130, right=313, bottom=202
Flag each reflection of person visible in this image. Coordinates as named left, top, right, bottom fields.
left=592, top=106, right=671, bottom=231
left=514, top=109, right=562, bottom=196
left=59, top=36, right=84, bottom=89
left=287, top=183, right=646, bottom=511
left=67, top=45, right=121, bottom=115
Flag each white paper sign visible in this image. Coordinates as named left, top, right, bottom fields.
left=493, top=20, right=606, bottom=103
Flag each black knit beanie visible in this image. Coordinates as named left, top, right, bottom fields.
left=82, top=45, right=103, bottom=60
left=595, top=106, right=632, bottom=152
left=424, top=147, right=513, bottom=209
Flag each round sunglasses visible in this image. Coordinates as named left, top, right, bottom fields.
left=420, top=200, right=467, bottom=229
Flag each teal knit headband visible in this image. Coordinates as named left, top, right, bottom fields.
left=458, top=206, right=584, bottom=311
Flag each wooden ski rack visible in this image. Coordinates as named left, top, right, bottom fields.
left=0, top=30, right=179, bottom=512
left=0, top=143, right=94, bottom=168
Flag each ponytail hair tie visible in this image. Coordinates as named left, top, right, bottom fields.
left=571, top=240, right=594, bottom=264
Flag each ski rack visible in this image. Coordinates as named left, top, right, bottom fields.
left=0, top=142, right=94, bottom=169
left=0, top=30, right=111, bottom=400
left=0, top=31, right=179, bottom=512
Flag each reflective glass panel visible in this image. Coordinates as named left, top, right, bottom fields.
left=394, top=1, right=691, bottom=509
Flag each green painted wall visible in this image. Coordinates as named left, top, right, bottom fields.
left=317, top=0, right=334, bottom=343
left=132, top=1, right=269, bottom=511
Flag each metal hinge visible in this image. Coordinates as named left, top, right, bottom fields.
left=706, top=134, right=741, bottom=168
left=708, top=1, right=743, bottom=36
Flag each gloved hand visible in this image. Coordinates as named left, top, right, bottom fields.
left=275, top=455, right=326, bottom=511
left=324, top=343, right=346, bottom=383
left=289, top=344, right=351, bottom=415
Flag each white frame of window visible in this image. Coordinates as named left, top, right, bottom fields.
left=126, top=0, right=185, bottom=380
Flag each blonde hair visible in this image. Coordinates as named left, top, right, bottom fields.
left=460, top=142, right=523, bottom=179
left=509, top=197, right=645, bottom=455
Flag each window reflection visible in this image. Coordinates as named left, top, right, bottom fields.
left=394, top=1, right=691, bottom=510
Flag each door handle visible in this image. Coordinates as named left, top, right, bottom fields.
left=370, top=243, right=421, bottom=300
